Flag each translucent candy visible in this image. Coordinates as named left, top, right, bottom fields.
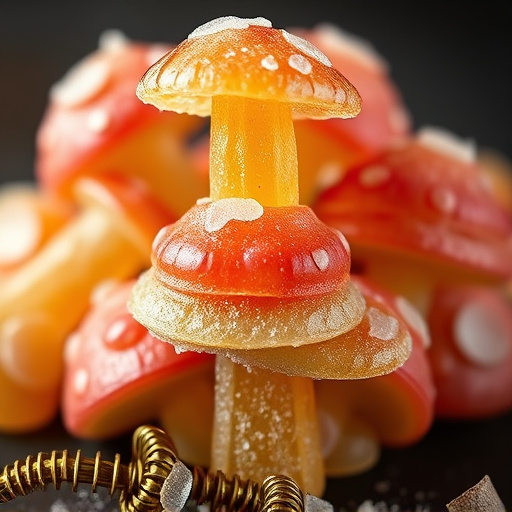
left=211, top=356, right=325, bottom=496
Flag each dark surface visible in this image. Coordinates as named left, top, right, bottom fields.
left=0, top=413, right=511, bottom=511
left=0, top=1, right=511, bottom=510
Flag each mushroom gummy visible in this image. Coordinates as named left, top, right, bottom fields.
left=129, top=16, right=411, bottom=495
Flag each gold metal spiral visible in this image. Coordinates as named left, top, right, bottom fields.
left=0, top=424, right=305, bottom=512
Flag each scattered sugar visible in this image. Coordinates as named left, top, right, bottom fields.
left=188, top=16, right=272, bottom=39
left=305, top=495, right=334, bottom=512
left=204, top=198, right=264, bottom=232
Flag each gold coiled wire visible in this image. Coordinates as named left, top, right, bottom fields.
left=0, top=424, right=306, bottom=512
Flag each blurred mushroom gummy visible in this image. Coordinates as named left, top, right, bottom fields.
left=36, top=30, right=208, bottom=218
left=0, top=173, right=174, bottom=432
left=129, top=16, right=411, bottom=495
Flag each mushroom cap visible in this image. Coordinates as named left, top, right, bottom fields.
left=200, top=275, right=418, bottom=380
left=73, top=172, right=175, bottom=258
left=62, top=279, right=214, bottom=442
left=427, top=284, right=512, bottom=419
left=36, top=31, right=204, bottom=202
left=129, top=201, right=366, bottom=350
left=313, top=277, right=434, bottom=476
left=313, top=128, right=512, bottom=282
left=292, top=23, right=411, bottom=199
left=152, top=200, right=351, bottom=297
left=136, top=16, right=361, bottom=119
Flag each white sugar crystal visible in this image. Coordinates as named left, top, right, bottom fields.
left=417, top=126, right=476, bottom=163
left=160, top=460, right=193, bottom=512
left=86, top=108, right=110, bottom=133
left=281, top=30, right=332, bottom=67
left=73, top=368, right=89, bottom=395
left=367, top=307, right=399, bottom=341
left=305, top=494, right=334, bottom=512
left=188, top=16, right=272, bottom=39
left=204, top=197, right=264, bottom=232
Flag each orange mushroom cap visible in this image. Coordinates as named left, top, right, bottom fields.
left=313, top=127, right=512, bottom=283
left=74, top=171, right=176, bottom=258
left=136, top=16, right=361, bottom=119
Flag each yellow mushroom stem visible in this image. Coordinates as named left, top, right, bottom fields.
left=210, top=95, right=299, bottom=207
left=207, top=94, right=325, bottom=495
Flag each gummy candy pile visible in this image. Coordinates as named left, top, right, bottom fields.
left=0, top=16, right=511, bottom=505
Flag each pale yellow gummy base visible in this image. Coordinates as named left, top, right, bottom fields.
left=128, top=268, right=366, bottom=350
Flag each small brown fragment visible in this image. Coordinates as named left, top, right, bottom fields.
left=446, top=475, right=505, bottom=512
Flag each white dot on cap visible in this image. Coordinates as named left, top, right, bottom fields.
left=261, top=55, right=279, bottom=71
left=87, top=108, right=111, bottom=133
left=430, top=187, right=457, bottom=214
left=454, top=300, right=510, bottom=367
left=73, top=368, right=89, bottom=395
left=288, top=54, right=312, bottom=75
left=359, top=165, right=390, bottom=188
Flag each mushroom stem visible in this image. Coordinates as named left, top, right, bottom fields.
left=212, top=356, right=325, bottom=496
left=207, top=94, right=323, bottom=494
left=210, top=95, right=299, bottom=206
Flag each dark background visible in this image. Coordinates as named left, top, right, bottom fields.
left=0, top=1, right=511, bottom=511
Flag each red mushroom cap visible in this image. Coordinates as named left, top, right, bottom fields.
left=153, top=200, right=351, bottom=297
left=62, top=278, right=214, bottom=464
left=36, top=31, right=206, bottom=212
left=291, top=23, right=411, bottom=204
left=313, top=128, right=512, bottom=283
left=427, top=284, right=512, bottom=419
